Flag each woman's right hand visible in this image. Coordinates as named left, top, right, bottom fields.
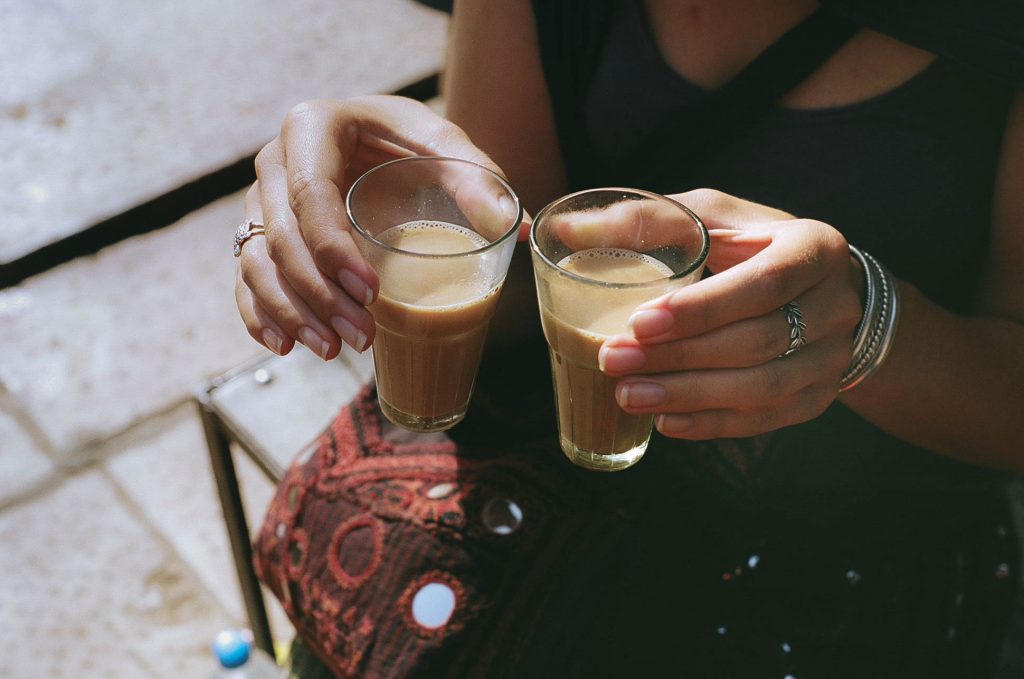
left=235, top=95, right=505, bottom=359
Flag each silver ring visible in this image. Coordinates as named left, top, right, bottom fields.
left=233, top=218, right=266, bottom=257
left=780, top=301, right=807, bottom=357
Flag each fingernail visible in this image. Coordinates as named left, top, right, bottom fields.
left=656, top=414, right=693, bottom=434
left=629, top=309, right=673, bottom=338
left=498, top=194, right=519, bottom=226
left=331, top=316, right=367, bottom=353
left=708, top=229, right=772, bottom=243
left=338, top=269, right=374, bottom=306
left=599, top=345, right=646, bottom=373
left=261, top=328, right=283, bottom=355
left=297, top=326, right=331, bottom=361
left=617, top=382, right=665, bottom=408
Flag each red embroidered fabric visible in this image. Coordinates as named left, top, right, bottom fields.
left=253, top=384, right=628, bottom=679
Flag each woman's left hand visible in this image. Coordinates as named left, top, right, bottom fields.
left=599, top=188, right=864, bottom=439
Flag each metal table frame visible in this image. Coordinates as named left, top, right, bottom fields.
left=194, top=355, right=283, bottom=656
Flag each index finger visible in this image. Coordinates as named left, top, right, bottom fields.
left=281, top=98, right=505, bottom=295
left=629, top=219, right=844, bottom=342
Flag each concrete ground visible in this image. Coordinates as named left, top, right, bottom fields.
left=0, top=0, right=446, bottom=676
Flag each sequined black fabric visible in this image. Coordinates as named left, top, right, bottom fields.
left=527, top=0, right=1019, bottom=676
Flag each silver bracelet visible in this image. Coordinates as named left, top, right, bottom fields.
left=839, top=247, right=901, bottom=393
left=851, top=252, right=900, bottom=387
left=846, top=245, right=877, bottom=362
left=844, top=254, right=889, bottom=383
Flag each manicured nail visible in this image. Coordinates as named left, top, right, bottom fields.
left=499, top=194, right=515, bottom=220
left=616, top=382, right=665, bottom=408
left=261, top=327, right=283, bottom=355
left=629, top=309, right=673, bottom=338
left=338, top=269, right=374, bottom=306
left=708, top=228, right=772, bottom=243
left=656, top=414, right=693, bottom=434
left=331, top=316, right=367, bottom=353
left=599, top=345, right=646, bottom=373
left=297, top=326, right=331, bottom=360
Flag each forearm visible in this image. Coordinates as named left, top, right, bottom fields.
left=445, top=0, right=567, bottom=215
left=840, top=280, right=1024, bottom=470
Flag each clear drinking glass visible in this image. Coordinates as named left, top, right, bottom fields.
left=347, top=156, right=522, bottom=433
left=530, top=188, right=709, bottom=471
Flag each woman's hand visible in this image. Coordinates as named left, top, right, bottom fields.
left=598, top=188, right=864, bottom=439
left=235, top=95, right=506, bottom=359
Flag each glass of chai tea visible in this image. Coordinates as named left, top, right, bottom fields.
left=530, top=188, right=709, bottom=471
left=347, top=156, right=522, bottom=433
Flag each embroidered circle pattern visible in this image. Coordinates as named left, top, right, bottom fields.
left=252, top=384, right=601, bottom=678
left=328, top=513, right=384, bottom=590
left=399, top=570, right=467, bottom=639
left=286, top=528, right=310, bottom=581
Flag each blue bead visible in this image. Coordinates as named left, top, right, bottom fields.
left=213, top=629, right=251, bottom=669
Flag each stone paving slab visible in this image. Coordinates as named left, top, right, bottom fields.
left=105, top=403, right=293, bottom=642
left=0, top=406, right=53, bottom=506
left=0, top=471, right=234, bottom=677
left=0, top=0, right=448, bottom=263
left=0, top=192, right=268, bottom=457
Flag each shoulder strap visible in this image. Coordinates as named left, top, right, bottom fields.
left=630, top=6, right=859, bottom=189
left=820, top=0, right=1024, bottom=91
left=530, top=1, right=860, bottom=191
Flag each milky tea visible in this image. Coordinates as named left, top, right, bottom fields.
left=370, top=220, right=502, bottom=432
left=347, top=156, right=521, bottom=434
left=530, top=189, right=708, bottom=471
left=540, top=249, right=674, bottom=467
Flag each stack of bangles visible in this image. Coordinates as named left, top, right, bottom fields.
left=839, top=245, right=901, bottom=393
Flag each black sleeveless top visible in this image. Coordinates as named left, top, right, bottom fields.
left=522, top=2, right=1019, bottom=677
left=583, top=0, right=1010, bottom=313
